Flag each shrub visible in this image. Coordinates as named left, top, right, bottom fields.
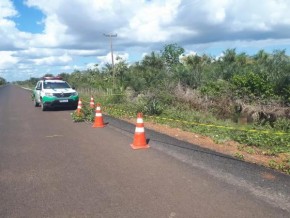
left=135, top=94, right=164, bottom=116
left=231, top=71, right=275, bottom=99
left=200, top=79, right=232, bottom=97
left=71, top=111, right=85, bottom=122
left=273, top=118, right=290, bottom=132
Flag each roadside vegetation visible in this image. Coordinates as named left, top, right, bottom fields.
left=0, top=77, right=7, bottom=86
left=16, top=44, right=290, bottom=174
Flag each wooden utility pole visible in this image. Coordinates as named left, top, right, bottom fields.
left=103, top=33, right=117, bottom=89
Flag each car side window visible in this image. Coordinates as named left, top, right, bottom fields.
left=36, top=82, right=42, bottom=90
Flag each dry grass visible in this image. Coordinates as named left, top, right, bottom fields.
left=173, top=83, right=290, bottom=124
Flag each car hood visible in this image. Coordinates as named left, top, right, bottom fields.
left=43, top=88, right=76, bottom=93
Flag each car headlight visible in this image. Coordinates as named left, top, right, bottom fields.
left=44, top=93, right=54, bottom=96
left=71, top=92, right=78, bottom=96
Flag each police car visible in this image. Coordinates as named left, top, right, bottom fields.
left=33, top=76, right=79, bottom=111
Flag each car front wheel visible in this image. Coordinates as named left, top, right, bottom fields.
left=34, top=99, right=40, bottom=107
left=41, top=101, right=47, bottom=111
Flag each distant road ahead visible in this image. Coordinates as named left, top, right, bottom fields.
left=0, top=85, right=290, bottom=218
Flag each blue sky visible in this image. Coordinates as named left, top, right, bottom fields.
left=12, top=0, right=44, bottom=33
left=1, top=0, right=290, bottom=81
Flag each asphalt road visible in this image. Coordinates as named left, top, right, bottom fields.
left=0, top=85, right=290, bottom=218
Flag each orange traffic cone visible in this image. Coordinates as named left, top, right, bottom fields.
left=76, top=98, right=82, bottom=115
left=131, top=113, right=149, bottom=149
left=89, top=96, right=95, bottom=109
left=92, top=103, right=105, bottom=128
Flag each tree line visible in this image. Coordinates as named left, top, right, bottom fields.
left=0, top=77, right=7, bottom=86
left=17, top=44, right=290, bottom=120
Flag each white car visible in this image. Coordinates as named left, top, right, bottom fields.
left=33, top=77, right=79, bottom=111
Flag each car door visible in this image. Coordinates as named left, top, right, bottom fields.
left=35, top=81, right=42, bottom=103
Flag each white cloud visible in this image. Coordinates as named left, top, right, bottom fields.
left=206, top=0, right=290, bottom=31
left=184, top=50, right=197, bottom=56
left=33, top=53, right=72, bottom=66
left=0, top=0, right=290, bottom=81
left=30, top=14, right=75, bottom=48
left=200, top=0, right=229, bottom=24
left=119, top=0, right=182, bottom=42
left=0, top=0, right=17, bottom=18
left=141, top=53, right=148, bottom=58
left=12, top=0, right=290, bottom=49
left=61, top=65, right=72, bottom=71
left=97, top=52, right=129, bottom=68
left=0, top=0, right=32, bottom=50
left=68, top=50, right=102, bottom=56
left=86, top=63, right=99, bottom=70
left=18, top=48, right=61, bottom=58
left=62, top=64, right=85, bottom=72
left=0, top=51, right=18, bottom=69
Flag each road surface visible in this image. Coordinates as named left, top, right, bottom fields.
left=0, top=85, right=290, bottom=218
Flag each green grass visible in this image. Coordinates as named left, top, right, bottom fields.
left=268, top=159, right=290, bottom=174
left=79, top=93, right=290, bottom=156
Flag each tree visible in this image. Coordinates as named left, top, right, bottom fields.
left=0, top=77, right=6, bottom=85
left=141, top=52, right=164, bottom=70
left=254, top=50, right=269, bottom=63
left=58, top=73, right=70, bottom=81
left=42, top=73, right=54, bottom=77
left=114, top=56, right=128, bottom=87
left=222, top=49, right=237, bottom=63
left=217, top=49, right=251, bottom=81
left=179, top=54, right=204, bottom=88
left=231, top=71, right=274, bottom=100
left=161, top=43, right=185, bottom=69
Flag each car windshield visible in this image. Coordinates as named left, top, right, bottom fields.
left=43, top=81, right=71, bottom=89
